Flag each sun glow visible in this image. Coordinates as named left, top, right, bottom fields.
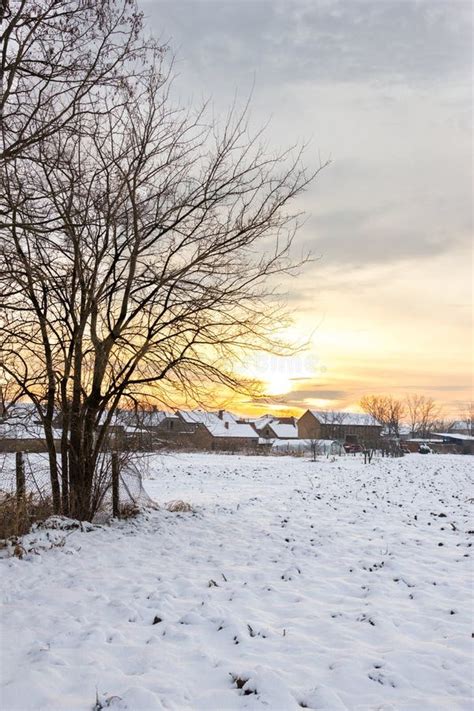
left=262, top=373, right=294, bottom=396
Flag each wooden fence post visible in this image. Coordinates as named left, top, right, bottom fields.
left=112, top=453, right=120, bottom=518
left=16, top=451, right=25, bottom=502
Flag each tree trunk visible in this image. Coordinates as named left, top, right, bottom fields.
left=68, top=415, right=85, bottom=520
left=60, top=432, right=69, bottom=516
left=112, top=452, right=120, bottom=518
left=60, top=382, right=71, bottom=515
left=15, top=451, right=25, bottom=502
left=43, top=422, right=61, bottom=513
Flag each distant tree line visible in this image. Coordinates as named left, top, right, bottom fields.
left=360, top=395, right=472, bottom=439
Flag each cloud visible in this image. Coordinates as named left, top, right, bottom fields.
left=302, top=203, right=471, bottom=267
left=285, top=387, right=348, bottom=400
left=143, top=1, right=472, bottom=272
left=396, top=384, right=470, bottom=393
left=147, top=0, right=472, bottom=88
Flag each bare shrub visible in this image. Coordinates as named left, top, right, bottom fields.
left=0, top=492, right=53, bottom=539
left=165, top=500, right=194, bottom=513
left=117, top=503, right=141, bottom=519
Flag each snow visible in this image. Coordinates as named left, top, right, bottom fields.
left=1, top=453, right=472, bottom=710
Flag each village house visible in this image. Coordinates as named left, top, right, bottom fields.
left=431, top=432, right=474, bottom=455
left=252, top=415, right=298, bottom=439
left=258, top=420, right=298, bottom=440
left=297, top=410, right=382, bottom=444
left=250, top=414, right=275, bottom=430
left=0, top=405, right=62, bottom=453
left=174, top=410, right=259, bottom=451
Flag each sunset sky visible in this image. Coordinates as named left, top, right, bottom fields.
left=144, top=0, right=472, bottom=418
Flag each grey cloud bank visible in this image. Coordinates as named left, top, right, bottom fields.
left=146, top=0, right=472, bottom=87
left=141, top=0, right=471, bottom=269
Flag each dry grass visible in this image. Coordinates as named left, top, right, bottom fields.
left=118, top=502, right=141, bottom=519
left=165, top=499, right=193, bottom=513
left=0, top=492, right=53, bottom=540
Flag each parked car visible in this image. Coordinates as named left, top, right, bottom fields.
left=343, top=443, right=363, bottom=454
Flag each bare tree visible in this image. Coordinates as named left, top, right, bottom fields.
left=1, top=16, right=325, bottom=519
left=308, top=438, right=322, bottom=461
left=1, top=0, right=161, bottom=514
left=0, top=369, right=23, bottom=417
left=460, top=402, right=473, bottom=435
left=430, top=417, right=457, bottom=434
left=360, top=396, right=386, bottom=426
left=360, top=395, right=405, bottom=437
left=0, top=0, right=158, bottom=162
left=405, top=394, right=441, bottom=439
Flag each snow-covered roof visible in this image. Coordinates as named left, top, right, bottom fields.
left=177, top=410, right=258, bottom=439
left=268, top=423, right=298, bottom=439
left=138, top=411, right=171, bottom=426
left=178, top=410, right=221, bottom=426
left=213, top=410, right=238, bottom=424
left=309, top=410, right=381, bottom=427
left=0, top=405, right=41, bottom=427
left=98, top=409, right=171, bottom=426
left=406, top=438, right=444, bottom=443
left=1, top=402, right=37, bottom=416
left=435, top=432, right=474, bottom=442
left=445, top=421, right=473, bottom=435
left=0, top=423, right=62, bottom=440
left=252, top=414, right=277, bottom=428
left=207, top=422, right=258, bottom=439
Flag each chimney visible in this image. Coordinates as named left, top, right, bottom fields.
left=218, top=410, right=224, bottom=420
left=224, top=421, right=229, bottom=429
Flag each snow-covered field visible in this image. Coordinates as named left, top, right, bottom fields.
left=1, top=453, right=472, bottom=710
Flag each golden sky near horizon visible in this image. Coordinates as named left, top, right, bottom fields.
left=143, top=0, right=473, bottom=418
left=231, top=243, right=472, bottom=418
